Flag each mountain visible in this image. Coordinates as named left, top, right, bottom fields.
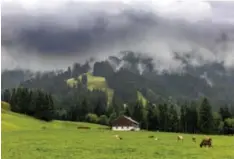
left=2, top=51, right=234, bottom=109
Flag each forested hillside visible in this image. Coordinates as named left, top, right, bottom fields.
left=2, top=51, right=234, bottom=134
left=2, top=51, right=234, bottom=108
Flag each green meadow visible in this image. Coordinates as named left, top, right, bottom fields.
left=1, top=102, right=234, bottom=159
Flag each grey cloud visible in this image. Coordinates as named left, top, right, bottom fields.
left=210, top=1, right=234, bottom=24
left=2, top=8, right=158, bottom=56
left=1, top=1, right=234, bottom=72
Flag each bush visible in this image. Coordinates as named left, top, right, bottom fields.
left=85, top=113, right=99, bottom=123
left=98, top=115, right=109, bottom=125
left=224, top=118, right=234, bottom=128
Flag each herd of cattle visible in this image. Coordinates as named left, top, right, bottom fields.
left=76, top=125, right=232, bottom=148
left=114, top=134, right=213, bottom=148
left=176, top=135, right=213, bottom=148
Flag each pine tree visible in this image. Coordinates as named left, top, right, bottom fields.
left=198, top=98, right=214, bottom=134
left=45, top=93, right=54, bottom=120
left=33, top=90, right=54, bottom=121
left=168, top=105, right=179, bottom=132
left=106, top=105, right=114, bottom=117
left=67, top=66, right=72, bottom=78
left=213, top=112, right=222, bottom=132
left=219, top=105, right=232, bottom=121
left=230, top=105, right=234, bottom=117
left=109, top=112, right=117, bottom=126
left=94, top=98, right=106, bottom=116
left=9, top=88, right=19, bottom=112
left=28, top=90, right=36, bottom=116
left=111, top=94, right=122, bottom=116
left=2, top=89, right=11, bottom=103
left=158, top=103, right=168, bottom=131
left=69, top=104, right=79, bottom=121
left=81, top=74, right=88, bottom=88
left=72, top=63, right=81, bottom=77
left=147, top=102, right=159, bottom=130
left=124, top=106, right=132, bottom=117
left=180, top=104, right=187, bottom=132
left=187, top=102, right=198, bottom=133
left=20, top=88, right=30, bottom=114
left=132, top=100, right=144, bottom=122
left=80, top=98, right=89, bottom=121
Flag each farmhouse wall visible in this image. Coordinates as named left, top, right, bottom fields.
left=112, top=126, right=140, bottom=131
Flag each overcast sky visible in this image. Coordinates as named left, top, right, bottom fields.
left=1, top=0, right=234, bottom=72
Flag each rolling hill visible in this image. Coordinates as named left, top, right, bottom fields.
left=1, top=102, right=108, bottom=132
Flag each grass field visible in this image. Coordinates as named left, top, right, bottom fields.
left=2, top=103, right=234, bottom=159
left=66, top=73, right=114, bottom=104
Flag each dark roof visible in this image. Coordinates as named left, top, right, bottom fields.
left=113, top=115, right=139, bottom=125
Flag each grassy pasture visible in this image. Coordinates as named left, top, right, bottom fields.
left=1, top=106, right=234, bottom=159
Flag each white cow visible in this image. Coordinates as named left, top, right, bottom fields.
left=177, top=135, right=183, bottom=142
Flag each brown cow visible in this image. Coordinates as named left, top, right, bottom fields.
left=200, top=137, right=212, bottom=148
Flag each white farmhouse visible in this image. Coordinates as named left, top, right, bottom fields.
left=111, top=115, right=140, bottom=131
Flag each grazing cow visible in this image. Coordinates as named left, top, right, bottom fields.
left=114, top=134, right=119, bottom=138
left=41, top=126, right=47, bottom=130
left=114, top=135, right=123, bottom=140
left=177, top=135, right=183, bottom=142
left=192, top=136, right=196, bottom=143
left=200, top=137, right=212, bottom=148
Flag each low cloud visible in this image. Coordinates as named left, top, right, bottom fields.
left=1, top=0, right=234, bottom=72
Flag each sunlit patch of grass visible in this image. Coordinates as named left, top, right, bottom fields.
left=66, top=73, right=114, bottom=104
left=137, top=91, right=147, bottom=106
left=1, top=101, right=11, bottom=112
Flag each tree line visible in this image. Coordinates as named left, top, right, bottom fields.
left=2, top=86, right=234, bottom=135
left=2, top=87, right=54, bottom=121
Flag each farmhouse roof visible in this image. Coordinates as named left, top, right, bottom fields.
left=113, top=115, right=139, bottom=125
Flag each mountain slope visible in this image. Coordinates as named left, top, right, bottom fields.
left=2, top=52, right=234, bottom=108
